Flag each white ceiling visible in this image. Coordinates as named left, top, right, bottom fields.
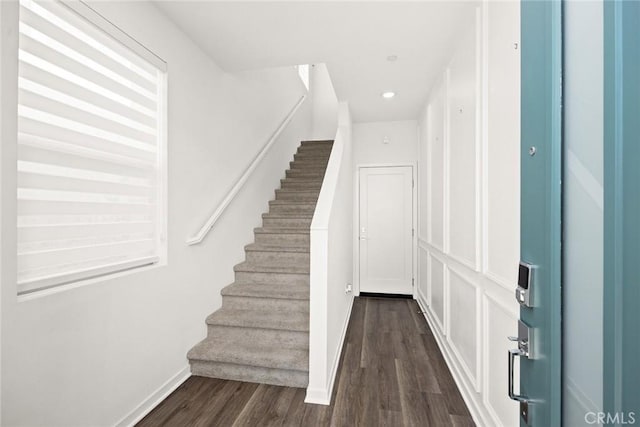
left=154, top=1, right=478, bottom=123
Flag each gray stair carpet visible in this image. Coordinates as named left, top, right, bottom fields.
left=188, top=140, right=333, bottom=388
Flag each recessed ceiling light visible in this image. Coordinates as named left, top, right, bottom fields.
left=387, top=55, right=398, bottom=62
left=381, top=91, right=396, bottom=99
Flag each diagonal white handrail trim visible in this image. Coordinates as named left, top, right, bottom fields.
left=186, top=94, right=307, bottom=245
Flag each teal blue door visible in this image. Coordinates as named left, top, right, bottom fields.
left=604, top=0, right=640, bottom=420
left=517, top=1, right=563, bottom=426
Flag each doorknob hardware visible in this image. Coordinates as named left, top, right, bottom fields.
left=508, top=349, right=529, bottom=401
left=508, top=320, right=532, bottom=425
left=508, top=348, right=531, bottom=424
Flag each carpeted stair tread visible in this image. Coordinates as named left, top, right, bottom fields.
left=281, top=178, right=324, bottom=184
left=285, top=169, right=326, bottom=175
left=300, top=139, right=333, bottom=147
left=245, top=243, right=309, bottom=253
left=269, top=199, right=317, bottom=206
left=188, top=338, right=308, bottom=372
left=262, top=213, right=314, bottom=219
left=276, top=189, right=321, bottom=194
left=254, top=227, right=310, bottom=235
left=206, top=307, right=309, bottom=332
left=234, top=261, right=310, bottom=275
left=221, top=282, right=309, bottom=300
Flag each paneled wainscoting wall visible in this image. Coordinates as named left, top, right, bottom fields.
left=416, top=2, right=521, bottom=426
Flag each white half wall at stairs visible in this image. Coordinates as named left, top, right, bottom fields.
left=310, top=64, right=339, bottom=141
left=307, top=101, right=354, bottom=405
left=417, top=2, right=520, bottom=426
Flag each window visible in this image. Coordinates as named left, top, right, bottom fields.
left=17, top=0, right=167, bottom=294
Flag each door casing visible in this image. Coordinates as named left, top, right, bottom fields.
left=354, top=163, right=417, bottom=297
left=604, top=0, right=640, bottom=418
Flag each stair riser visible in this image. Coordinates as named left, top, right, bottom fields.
left=221, top=295, right=309, bottom=312
left=300, top=140, right=333, bottom=147
left=269, top=204, right=316, bottom=214
left=275, top=191, right=319, bottom=202
left=286, top=170, right=325, bottom=179
left=293, top=153, right=331, bottom=162
left=262, top=217, right=312, bottom=228
left=290, top=162, right=328, bottom=171
left=296, top=149, right=332, bottom=157
left=245, top=250, right=309, bottom=267
left=280, top=183, right=322, bottom=192
left=206, top=325, right=309, bottom=349
left=234, top=271, right=309, bottom=286
left=255, top=232, right=310, bottom=246
left=280, top=181, right=322, bottom=190
left=190, top=361, right=308, bottom=388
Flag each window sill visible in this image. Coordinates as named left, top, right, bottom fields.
left=17, top=259, right=167, bottom=303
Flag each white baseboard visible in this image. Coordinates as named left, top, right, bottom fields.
left=304, top=387, right=331, bottom=405
left=115, top=365, right=191, bottom=427
left=305, top=295, right=354, bottom=405
left=415, top=292, right=491, bottom=427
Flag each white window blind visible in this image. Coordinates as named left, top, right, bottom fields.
left=17, top=0, right=167, bottom=294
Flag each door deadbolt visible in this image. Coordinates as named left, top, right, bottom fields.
left=516, top=262, right=534, bottom=307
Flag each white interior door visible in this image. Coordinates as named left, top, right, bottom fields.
left=359, top=166, right=413, bottom=295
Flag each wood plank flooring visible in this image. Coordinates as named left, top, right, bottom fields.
left=137, top=297, right=474, bottom=427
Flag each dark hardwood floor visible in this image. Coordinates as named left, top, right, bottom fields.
left=137, top=297, right=474, bottom=427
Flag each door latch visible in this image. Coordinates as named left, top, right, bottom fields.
left=508, top=320, right=532, bottom=424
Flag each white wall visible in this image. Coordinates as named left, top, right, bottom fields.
left=310, top=63, right=339, bottom=140
left=307, top=102, right=353, bottom=405
left=351, top=119, right=418, bottom=297
left=352, top=120, right=418, bottom=166
left=0, top=1, right=310, bottom=425
left=417, top=2, right=520, bottom=426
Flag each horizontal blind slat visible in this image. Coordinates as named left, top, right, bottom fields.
left=18, top=161, right=153, bottom=188
left=18, top=214, right=152, bottom=227
left=19, top=222, right=154, bottom=244
left=18, top=188, right=153, bottom=205
left=18, top=175, right=154, bottom=200
left=18, top=196, right=155, bottom=212
left=19, top=233, right=154, bottom=255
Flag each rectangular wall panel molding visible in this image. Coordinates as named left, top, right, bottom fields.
left=417, top=2, right=520, bottom=426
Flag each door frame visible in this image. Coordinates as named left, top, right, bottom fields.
left=603, top=0, right=640, bottom=418
left=519, top=0, right=563, bottom=425
left=354, top=163, right=417, bottom=297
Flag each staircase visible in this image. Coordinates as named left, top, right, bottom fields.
left=187, top=140, right=333, bottom=388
